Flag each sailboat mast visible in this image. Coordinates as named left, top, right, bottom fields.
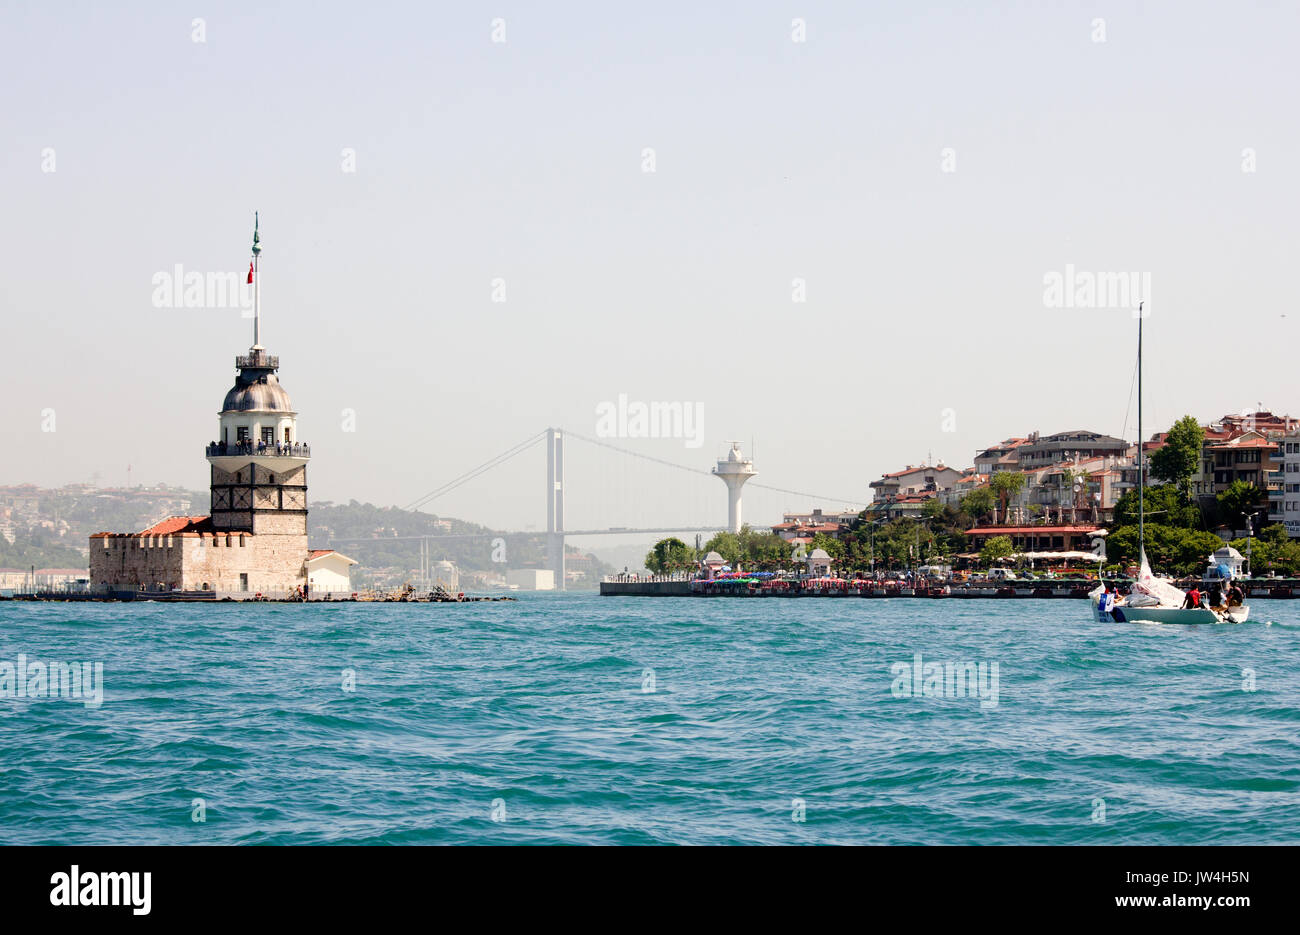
left=1138, top=302, right=1144, bottom=556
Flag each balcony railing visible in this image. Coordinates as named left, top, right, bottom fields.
left=236, top=353, right=279, bottom=370
left=206, top=441, right=310, bottom=458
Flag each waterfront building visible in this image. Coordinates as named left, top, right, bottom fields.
left=1190, top=411, right=1296, bottom=498
left=973, top=438, right=1030, bottom=475
left=699, top=551, right=726, bottom=578
left=1016, top=456, right=1132, bottom=525
left=939, top=469, right=989, bottom=509
left=430, top=559, right=459, bottom=591
left=771, top=519, right=847, bottom=542
left=1014, top=430, right=1129, bottom=471
left=1277, top=430, right=1300, bottom=537
left=506, top=568, right=555, bottom=590
left=965, top=523, right=1100, bottom=554
left=805, top=548, right=833, bottom=576
left=1210, top=545, right=1246, bottom=576
left=865, top=491, right=940, bottom=522
left=88, top=218, right=353, bottom=597
left=869, top=462, right=962, bottom=502
left=1207, top=433, right=1275, bottom=489
left=306, top=550, right=359, bottom=593
left=780, top=508, right=861, bottom=527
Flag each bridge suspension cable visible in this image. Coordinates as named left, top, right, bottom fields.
left=562, top=429, right=866, bottom=508
left=402, top=430, right=547, bottom=513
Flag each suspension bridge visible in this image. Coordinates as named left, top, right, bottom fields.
left=327, top=428, right=866, bottom=589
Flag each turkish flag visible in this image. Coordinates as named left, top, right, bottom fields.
left=247, top=261, right=254, bottom=284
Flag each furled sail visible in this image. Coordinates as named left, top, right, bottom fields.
left=1133, top=548, right=1186, bottom=608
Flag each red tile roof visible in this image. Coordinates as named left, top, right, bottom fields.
left=1210, top=437, right=1275, bottom=449
left=877, top=464, right=951, bottom=479
left=138, top=515, right=212, bottom=535
left=967, top=525, right=1099, bottom=535
left=307, top=549, right=336, bottom=559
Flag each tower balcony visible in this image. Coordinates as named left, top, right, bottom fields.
left=236, top=352, right=279, bottom=370
left=205, top=440, right=310, bottom=472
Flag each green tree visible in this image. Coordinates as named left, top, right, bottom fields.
left=1232, top=533, right=1300, bottom=576
left=1261, top=523, right=1289, bottom=545
left=1112, top=483, right=1202, bottom=530
left=701, top=531, right=741, bottom=566
left=1149, top=415, right=1205, bottom=498
left=645, top=537, right=695, bottom=574
left=988, top=471, right=1025, bottom=523
left=960, top=487, right=995, bottom=524
left=979, top=535, right=1015, bottom=565
left=1105, top=523, right=1224, bottom=576
left=809, top=531, right=845, bottom=560
left=702, top=526, right=794, bottom=571
left=1217, top=480, right=1265, bottom=534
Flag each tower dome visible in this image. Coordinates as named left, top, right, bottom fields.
left=222, top=371, right=294, bottom=413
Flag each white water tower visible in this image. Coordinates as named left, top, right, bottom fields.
left=713, top=442, right=757, bottom=533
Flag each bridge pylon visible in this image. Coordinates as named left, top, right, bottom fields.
left=546, top=427, right=565, bottom=590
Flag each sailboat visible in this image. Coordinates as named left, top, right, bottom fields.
left=1090, top=304, right=1249, bottom=624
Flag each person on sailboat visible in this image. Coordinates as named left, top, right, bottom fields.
left=1181, top=586, right=1202, bottom=610
left=1227, top=582, right=1244, bottom=607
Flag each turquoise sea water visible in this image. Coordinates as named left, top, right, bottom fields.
left=1, top=594, right=1298, bottom=845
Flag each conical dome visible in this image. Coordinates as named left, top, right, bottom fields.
left=222, top=372, right=294, bottom=412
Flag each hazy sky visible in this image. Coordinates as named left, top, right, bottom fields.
left=3, top=1, right=1298, bottom=539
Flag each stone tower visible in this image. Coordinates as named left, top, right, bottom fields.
left=205, top=212, right=308, bottom=537
left=205, top=347, right=309, bottom=535
left=88, top=214, right=333, bottom=596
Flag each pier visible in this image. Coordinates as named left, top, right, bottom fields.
left=601, top=577, right=1300, bottom=599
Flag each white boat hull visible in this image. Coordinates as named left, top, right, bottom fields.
left=1091, top=594, right=1249, bottom=625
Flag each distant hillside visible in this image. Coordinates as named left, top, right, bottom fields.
left=0, top=527, right=88, bottom=570
left=309, top=500, right=614, bottom=587
left=310, top=500, right=542, bottom=572
left=0, top=483, right=206, bottom=571
left=0, top=484, right=613, bottom=585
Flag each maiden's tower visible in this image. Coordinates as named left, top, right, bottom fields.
left=90, top=217, right=355, bottom=597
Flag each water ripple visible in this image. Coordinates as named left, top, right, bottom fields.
left=1, top=595, right=1297, bottom=844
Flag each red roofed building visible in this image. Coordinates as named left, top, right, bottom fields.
left=770, top=521, right=846, bottom=542
left=869, top=462, right=963, bottom=505
left=1192, top=411, right=1296, bottom=498
left=865, top=490, right=941, bottom=522
left=974, top=438, right=1030, bottom=475
left=966, top=524, right=1100, bottom=552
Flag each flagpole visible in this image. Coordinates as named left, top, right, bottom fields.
left=252, top=211, right=262, bottom=348
left=1138, top=301, right=1144, bottom=566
